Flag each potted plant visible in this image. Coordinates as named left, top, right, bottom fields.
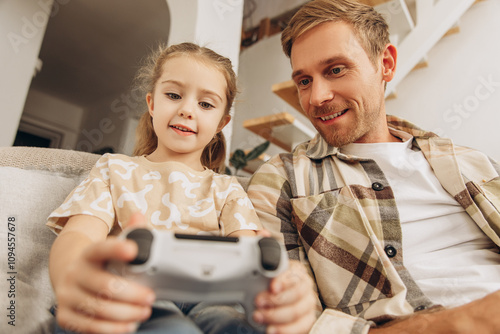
left=227, top=141, right=270, bottom=175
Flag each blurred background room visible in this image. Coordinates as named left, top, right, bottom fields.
left=2, top=0, right=500, bottom=175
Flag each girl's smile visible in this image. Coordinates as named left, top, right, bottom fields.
left=170, top=123, right=197, bottom=136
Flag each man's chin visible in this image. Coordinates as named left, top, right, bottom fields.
left=317, top=128, right=361, bottom=148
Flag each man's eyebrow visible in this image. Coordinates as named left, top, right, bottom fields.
left=320, top=56, right=345, bottom=66
left=291, top=55, right=346, bottom=79
left=291, top=69, right=303, bottom=80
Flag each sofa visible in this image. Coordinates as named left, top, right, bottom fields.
left=0, top=146, right=251, bottom=334
left=0, top=146, right=105, bottom=334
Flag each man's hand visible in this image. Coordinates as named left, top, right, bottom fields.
left=253, top=259, right=318, bottom=334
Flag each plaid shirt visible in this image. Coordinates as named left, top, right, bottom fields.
left=247, top=115, right=500, bottom=334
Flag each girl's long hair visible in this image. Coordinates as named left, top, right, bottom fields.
left=133, top=43, right=237, bottom=173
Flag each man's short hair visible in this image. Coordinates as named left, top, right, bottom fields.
left=281, top=0, right=390, bottom=66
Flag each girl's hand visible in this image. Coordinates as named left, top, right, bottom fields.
left=54, top=214, right=156, bottom=334
left=253, top=259, right=318, bottom=334
left=55, top=238, right=155, bottom=334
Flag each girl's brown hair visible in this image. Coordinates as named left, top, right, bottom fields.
left=133, top=42, right=237, bottom=173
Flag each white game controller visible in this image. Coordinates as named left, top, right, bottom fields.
left=107, top=228, right=288, bottom=329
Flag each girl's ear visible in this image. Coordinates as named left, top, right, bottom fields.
left=381, top=43, right=397, bottom=83
left=146, top=93, right=154, bottom=117
left=217, top=115, right=231, bottom=132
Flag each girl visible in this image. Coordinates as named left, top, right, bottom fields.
left=47, top=43, right=316, bottom=334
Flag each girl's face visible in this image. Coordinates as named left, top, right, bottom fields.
left=146, top=56, right=230, bottom=168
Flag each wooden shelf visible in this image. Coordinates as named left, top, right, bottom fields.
left=271, top=80, right=304, bottom=115
left=243, top=112, right=315, bottom=152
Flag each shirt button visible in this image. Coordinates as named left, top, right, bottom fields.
left=372, top=182, right=384, bottom=191
left=384, top=245, right=397, bottom=258
left=414, top=305, right=427, bottom=312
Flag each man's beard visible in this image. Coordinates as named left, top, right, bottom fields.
left=311, top=101, right=381, bottom=148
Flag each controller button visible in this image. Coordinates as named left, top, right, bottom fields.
left=258, top=238, right=281, bottom=271
left=127, top=228, right=154, bottom=265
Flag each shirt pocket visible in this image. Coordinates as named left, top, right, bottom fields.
left=290, top=188, right=392, bottom=313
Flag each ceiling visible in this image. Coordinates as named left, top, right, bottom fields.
left=29, top=0, right=170, bottom=109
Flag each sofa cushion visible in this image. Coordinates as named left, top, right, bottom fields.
left=0, top=147, right=99, bottom=334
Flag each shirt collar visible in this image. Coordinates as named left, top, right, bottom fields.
left=305, top=115, right=438, bottom=160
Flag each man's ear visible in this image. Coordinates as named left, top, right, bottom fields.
left=381, top=43, right=397, bottom=83
left=218, top=115, right=231, bottom=132
left=146, top=93, right=154, bottom=117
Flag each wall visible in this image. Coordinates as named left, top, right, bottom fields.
left=233, top=34, right=314, bottom=158
left=233, top=0, right=500, bottom=161
left=385, top=0, right=500, bottom=159
left=0, top=0, right=53, bottom=146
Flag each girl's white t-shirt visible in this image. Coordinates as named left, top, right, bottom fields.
left=341, top=132, right=500, bottom=308
left=47, top=154, right=262, bottom=237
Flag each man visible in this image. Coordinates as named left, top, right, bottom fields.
left=247, top=0, right=500, bottom=333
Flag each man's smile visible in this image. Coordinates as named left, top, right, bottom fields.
left=319, top=109, right=348, bottom=121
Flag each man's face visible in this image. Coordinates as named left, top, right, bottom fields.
left=291, top=21, right=391, bottom=147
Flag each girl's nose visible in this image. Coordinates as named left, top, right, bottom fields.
left=178, top=103, right=194, bottom=119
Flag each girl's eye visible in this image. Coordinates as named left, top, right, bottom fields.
left=199, top=101, right=214, bottom=109
left=166, top=93, right=181, bottom=100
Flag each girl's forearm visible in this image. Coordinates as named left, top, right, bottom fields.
left=48, top=215, right=108, bottom=291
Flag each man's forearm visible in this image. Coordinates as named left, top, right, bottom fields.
left=370, top=291, right=500, bottom=334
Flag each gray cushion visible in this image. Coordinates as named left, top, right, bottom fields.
left=0, top=147, right=99, bottom=334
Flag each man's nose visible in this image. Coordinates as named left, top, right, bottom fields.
left=309, top=78, right=334, bottom=107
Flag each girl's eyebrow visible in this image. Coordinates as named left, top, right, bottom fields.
left=159, top=79, right=223, bottom=102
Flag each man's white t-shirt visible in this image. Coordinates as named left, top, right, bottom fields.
left=341, top=131, right=500, bottom=308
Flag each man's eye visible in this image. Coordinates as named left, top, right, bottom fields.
left=298, top=78, right=310, bottom=86
left=200, top=102, right=214, bottom=109
left=331, top=67, right=342, bottom=75
left=166, top=93, right=181, bottom=99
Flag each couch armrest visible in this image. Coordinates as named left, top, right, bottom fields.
left=0, top=146, right=100, bottom=174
